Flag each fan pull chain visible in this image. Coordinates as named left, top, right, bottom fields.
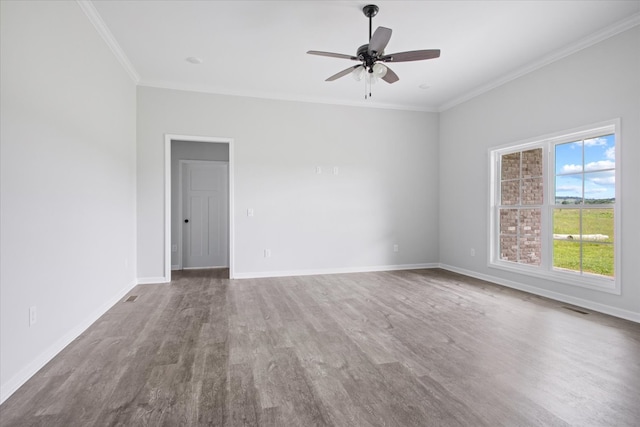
left=364, top=76, right=367, bottom=99
left=364, top=73, right=373, bottom=99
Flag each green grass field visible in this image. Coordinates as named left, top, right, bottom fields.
left=553, top=209, right=614, bottom=277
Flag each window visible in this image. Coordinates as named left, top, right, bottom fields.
left=499, top=148, right=543, bottom=266
left=490, top=120, right=620, bottom=293
left=553, top=135, right=615, bottom=278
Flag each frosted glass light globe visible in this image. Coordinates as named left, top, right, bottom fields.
left=372, top=63, right=388, bottom=78
left=351, top=66, right=365, bottom=81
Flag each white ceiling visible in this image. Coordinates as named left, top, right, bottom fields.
left=90, top=0, right=640, bottom=112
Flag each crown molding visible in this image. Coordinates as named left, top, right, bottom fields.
left=438, top=12, right=640, bottom=112
left=76, top=0, right=140, bottom=83
left=138, top=79, right=439, bottom=113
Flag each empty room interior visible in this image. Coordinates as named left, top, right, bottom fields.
left=1, top=0, right=640, bottom=425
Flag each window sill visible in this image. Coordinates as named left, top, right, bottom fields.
left=488, top=260, right=620, bottom=295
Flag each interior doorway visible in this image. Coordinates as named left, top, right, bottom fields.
left=164, top=135, right=234, bottom=280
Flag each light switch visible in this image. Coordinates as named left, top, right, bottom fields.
left=316, top=166, right=322, bottom=174
left=247, top=208, right=254, bottom=217
left=29, top=306, right=37, bottom=326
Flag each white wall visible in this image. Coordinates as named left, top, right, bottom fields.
left=137, top=87, right=440, bottom=279
left=171, top=141, right=229, bottom=267
left=0, top=1, right=137, bottom=401
left=439, top=27, right=640, bottom=318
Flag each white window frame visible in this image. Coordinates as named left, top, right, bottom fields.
left=489, top=119, right=621, bottom=294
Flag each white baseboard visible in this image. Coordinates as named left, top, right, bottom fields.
left=438, top=263, right=640, bottom=324
left=0, top=279, right=138, bottom=404
left=171, top=266, right=228, bottom=271
left=137, top=276, right=169, bottom=284
left=233, top=263, right=439, bottom=279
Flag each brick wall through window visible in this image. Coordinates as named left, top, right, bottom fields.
left=499, top=148, right=543, bottom=265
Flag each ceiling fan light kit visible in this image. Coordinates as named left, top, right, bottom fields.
left=307, top=4, right=441, bottom=99
left=352, top=63, right=387, bottom=82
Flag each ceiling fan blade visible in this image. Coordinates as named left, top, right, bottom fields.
left=381, top=66, right=399, bottom=84
left=380, top=49, right=441, bottom=62
left=307, top=50, right=358, bottom=61
left=326, top=65, right=362, bottom=81
left=368, top=26, right=392, bottom=55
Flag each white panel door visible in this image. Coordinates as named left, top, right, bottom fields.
left=182, top=162, right=228, bottom=268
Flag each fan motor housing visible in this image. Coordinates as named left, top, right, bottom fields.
left=357, top=44, right=378, bottom=69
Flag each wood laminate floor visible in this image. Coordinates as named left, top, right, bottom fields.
left=1, top=268, right=639, bottom=426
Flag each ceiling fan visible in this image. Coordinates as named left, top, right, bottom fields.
left=307, top=4, right=440, bottom=97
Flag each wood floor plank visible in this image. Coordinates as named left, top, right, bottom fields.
left=1, top=268, right=639, bottom=426
left=227, top=363, right=259, bottom=427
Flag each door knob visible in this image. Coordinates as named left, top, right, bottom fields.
left=184, top=219, right=189, bottom=223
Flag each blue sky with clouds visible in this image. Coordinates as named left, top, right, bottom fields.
left=555, top=134, right=615, bottom=201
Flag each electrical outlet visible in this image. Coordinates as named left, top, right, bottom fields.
left=172, top=244, right=178, bottom=252
left=470, top=248, right=476, bottom=257
left=264, top=249, right=271, bottom=258
left=29, top=306, right=37, bottom=326
left=393, top=244, right=399, bottom=252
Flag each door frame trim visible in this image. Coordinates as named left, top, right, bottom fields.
left=178, top=160, right=229, bottom=270
left=164, top=134, right=235, bottom=280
